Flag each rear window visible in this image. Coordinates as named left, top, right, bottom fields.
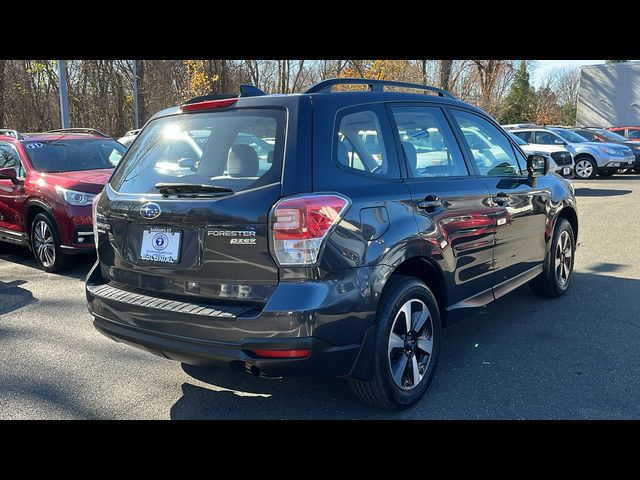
left=110, top=108, right=285, bottom=194
left=22, top=139, right=126, bottom=173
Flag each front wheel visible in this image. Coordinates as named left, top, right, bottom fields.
left=574, top=157, right=597, bottom=179
left=529, top=218, right=575, bottom=298
left=31, top=213, right=69, bottom=273
left=349, top=276, right=441, bottom=410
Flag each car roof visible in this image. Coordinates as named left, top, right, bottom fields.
left=149, top=89, right=480, bottom=122
left=11, top=133, right=109, bottom=142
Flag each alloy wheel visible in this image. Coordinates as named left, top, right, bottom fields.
left=33, top=220, right=56, bottom=268
left=575, top=160, right=593, bottom=178
left=555, top=230, right=572, bottom=286
left=387, top=299, right=434, bottom=390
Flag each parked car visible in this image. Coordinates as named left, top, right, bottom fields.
left=86, top=79, right=578, bottom=410
left=507, top=126, right=635, bottom=179
left=571, top=127, right=640, bottom=173
left=607, top=126, right=640, bottom=142
left=0, top=128, right=126, bottom=271
left=118, top=128, right=141, bottom=147
left=508, top=132, right=573, bottom=178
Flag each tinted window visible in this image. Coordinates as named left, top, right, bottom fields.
left=628, top=129, right=640, bottom=139
left=509, top=132, right=527, bottom=145
left=513, top=130, right=532, bottom=143
left=597, top=129, right=627, bottom=142
left=336, top=110, right=389, bottom=176
left=111, top=109, right=284, bottom=194
left=610, top=128, right=626, bottom=137
left=550, top=129, right=588, bottom=143
left=573, top=130, right=598, bottom=142
left=391, top=106, right=468, bottom=177
left=451, top=110, right=522, bottom=176
left=534, top=131, right=559, bottom=145
left=0, top=143, right=25, bottom=177
left=22, top=139, right=126, bottom=173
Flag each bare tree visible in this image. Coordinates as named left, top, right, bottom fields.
left=0, top=60, right=5, bottom=127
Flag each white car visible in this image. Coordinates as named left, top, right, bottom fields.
left=509, top=133, right=574, bottom=178
left=118, top=128, right=141, bottom=148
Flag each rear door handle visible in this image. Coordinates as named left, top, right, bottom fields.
left=492, top=192, right=509, bottom=206
left=418, top=195, right=443, bottom=210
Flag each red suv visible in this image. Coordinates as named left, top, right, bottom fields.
left=0, top=128, right=126, bottom=272
left=607, top=126, right=640, bottom=142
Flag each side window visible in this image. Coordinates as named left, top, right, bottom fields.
left=391, top=106, right=468, bottom=178
left=576, top=130, right=596, bottom=142
left=513, top=130, right=532, bottom=143
left=610, top=128, right=625, bottom=137
left=535, top=131, right=558, bottom=145
left=451, top=110, right=522, bottom=176
left=628, top=129, right=640, bottom=140
left=0, top=143, right=24, bottom=178
left=336, top=110, right=389, bottom=176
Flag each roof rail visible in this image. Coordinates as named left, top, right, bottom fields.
left=304, top=78, right=455, bottom=98
left=0, top=129, right=23, bottom=140
left=46, top=128, right=109, bottom=137
left=501, top=123, right=540, bottom=130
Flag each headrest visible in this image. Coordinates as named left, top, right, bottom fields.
left=402, top=141, right=417, bottom=172
left=228, top=144, right=259, bottom=177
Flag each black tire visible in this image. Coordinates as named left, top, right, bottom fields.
left=634, top=165, right=640, bottom=174
left=573, top=156, right=597, bottom=179
left=529, top=218, right=575, bottom=298
left=598, top=170, right=615, bottom=177
left=30, top=213, right=69, bottom=273
left=349, top=275, right=441, bottom=410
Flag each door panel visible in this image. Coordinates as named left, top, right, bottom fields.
left=448, top=109, right=549, bottom=284
left=0, top=143, right=27, bottom=234
left=389, top=105, right=496, bottom=306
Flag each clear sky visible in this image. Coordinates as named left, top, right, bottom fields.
left=531, top=60, right=605, bottom=86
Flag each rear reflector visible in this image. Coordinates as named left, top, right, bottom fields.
left=251, top=349, right=311, bottom=359
left=180, top=98, right=238, bottom=111
left=271, top=194, right=350, bottom=266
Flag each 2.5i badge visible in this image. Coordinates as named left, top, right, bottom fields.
left=208, top=228, right=256, bottom=245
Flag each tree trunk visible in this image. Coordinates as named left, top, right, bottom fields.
left=0, top=61, right=5, bottom=127
left=439, top=60, right=453, bottom=91
left=135, top=60, right=146, bottom=124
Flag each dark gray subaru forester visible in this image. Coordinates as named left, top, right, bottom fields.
left=86, top=78, right=578, bottom=409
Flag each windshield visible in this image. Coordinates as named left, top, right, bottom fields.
left=110, top=108, right=285, bottom=195
left=551, top=129, right=588, bottom=143
left=22, top=139, right=126, bottom=173
left=509, top=132, right=527, bottom=145
left=595, top=129, right=628, bottom=142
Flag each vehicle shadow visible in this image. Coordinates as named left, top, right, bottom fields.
left=574, top=187, right=632, bottom=197
left=0, top=243, right=94, bottom=280
left=170, top=272, right=640, bottom=419
left=0, top=279, right=37, bottom=315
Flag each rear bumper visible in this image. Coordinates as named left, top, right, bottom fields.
left=92, top=315, right=360, bottom=376
left=85, top=261, right=382, bottom=377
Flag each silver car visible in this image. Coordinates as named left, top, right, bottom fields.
left=507, top=127, right=635, bottom=179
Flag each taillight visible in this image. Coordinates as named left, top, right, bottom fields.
left=180, top=98, right=238, bottom=112
left=270, top=194, right=350, bottom=266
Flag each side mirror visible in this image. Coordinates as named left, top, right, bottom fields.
left=0, top=167, right=21, bottom=185
left=527, top=154, right=549, bottom=177
left=177, top=158, right=198, bottom=172
left=554, top=139, right=566, bottom=145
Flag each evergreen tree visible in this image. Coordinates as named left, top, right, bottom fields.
left=499, top=62, right=534, bottom=124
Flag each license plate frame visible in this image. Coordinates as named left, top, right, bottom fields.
left=139, top=227, right=182, bottom=264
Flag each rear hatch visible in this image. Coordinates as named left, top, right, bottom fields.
left=97, top=105, right=286, bottom=306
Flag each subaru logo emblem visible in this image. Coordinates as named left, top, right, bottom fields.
left=140, top=202, right=161, bottom=220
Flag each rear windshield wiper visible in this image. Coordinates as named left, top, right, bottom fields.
left=155, top=183, right=234, bottom=197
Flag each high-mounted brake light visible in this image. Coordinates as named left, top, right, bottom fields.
left=180, top=98, right=238, bottom=112
left=270, top=194, right=350, bottom=266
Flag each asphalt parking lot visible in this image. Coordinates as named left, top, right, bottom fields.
left=1, top=175, right=639, bottom=419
